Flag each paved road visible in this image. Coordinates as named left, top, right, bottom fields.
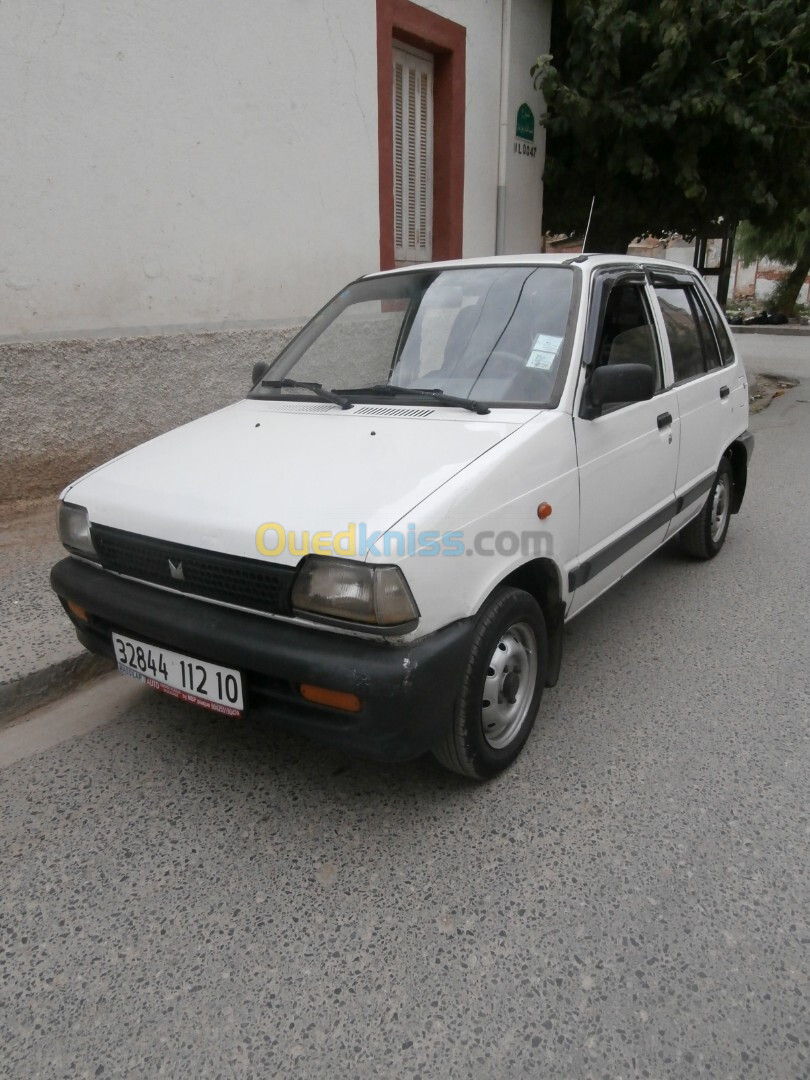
left=735, top=330, right=809, bottom=381
left=2, top=388, right=809, bottom=1079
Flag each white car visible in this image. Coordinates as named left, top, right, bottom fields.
left=52, top=254, right=754, bottom=778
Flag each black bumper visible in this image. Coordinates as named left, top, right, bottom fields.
left=731, top=429, right=755, bottom=514
left=51, top=558, right=474, bottom=762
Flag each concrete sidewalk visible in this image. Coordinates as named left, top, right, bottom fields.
left=0, top=497, right=111, bottom=723
left=732, top=323, right=809, bottom=336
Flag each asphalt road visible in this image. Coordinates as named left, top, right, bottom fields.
left=735, top=330, right=808, bottom=381
left=2, top=372, right=809, bottom=1078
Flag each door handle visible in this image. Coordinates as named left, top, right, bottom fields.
left=719, top=385, right=730, bottom=399
left=657, top=412, right=673, bottom=429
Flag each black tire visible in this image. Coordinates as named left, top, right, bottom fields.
left=678, top=457, right=733, bottom=559
left=432, top=587, right=547, bottom=780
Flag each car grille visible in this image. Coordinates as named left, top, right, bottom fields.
left=91, top=525, right=296, bottom=616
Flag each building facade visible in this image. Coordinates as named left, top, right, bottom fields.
left=1, top=0, right=551, bottom=499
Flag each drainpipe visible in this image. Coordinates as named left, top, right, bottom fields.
left=495, top=0, right=512, bottom=255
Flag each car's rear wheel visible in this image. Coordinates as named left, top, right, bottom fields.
left=678, top=457, right=733, bottom=559
left=432, top=587, right=547, bottom=779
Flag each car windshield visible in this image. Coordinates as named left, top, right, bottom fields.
left=250, top=266, right=576, bottom=407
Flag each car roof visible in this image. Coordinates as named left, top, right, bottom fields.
left=361, top=252, right=699, bottom=278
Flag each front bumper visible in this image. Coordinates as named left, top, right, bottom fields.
left=51, top=558, right=474, bottom=762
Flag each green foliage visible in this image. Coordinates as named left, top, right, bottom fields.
left=735, top=210, right=810, bottom=315
left=534, top=2, right=810, bottom=252
left=736, top=211, right=810, bottom=267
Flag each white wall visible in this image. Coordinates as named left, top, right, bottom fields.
left=1, top=0, right=550, bottom=339
left=422, top=0, right=503, bottom=257
left=423, top=0, right=549, bottom=257
left=1, top=0, right=381, bottom=336
left=503, top=0, right=550, bottom=254
left=732, top=258, right=810, bottom=306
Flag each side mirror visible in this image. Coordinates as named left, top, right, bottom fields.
left=585, top=363, right=655, bottom=417
left=251, top=360, right=270, bottom=387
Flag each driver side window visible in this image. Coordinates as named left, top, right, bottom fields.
left=595, top=283, right=663, bottom=397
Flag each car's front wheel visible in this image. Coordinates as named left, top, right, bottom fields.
left=679, top=457, right=734, bottom=559
left=432, top=587, right=547, bottom=779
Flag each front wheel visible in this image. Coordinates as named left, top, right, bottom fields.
left=678, top=457, right=733, bottom=559
left=432, top=587, right=547, bottom=779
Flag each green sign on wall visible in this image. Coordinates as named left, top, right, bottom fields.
left=516, top=103, right=535, bottom=142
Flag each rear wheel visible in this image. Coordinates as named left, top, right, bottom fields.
left=432, top=587, right=547, bottom=779
left=679, top=457, right=733, bottom=559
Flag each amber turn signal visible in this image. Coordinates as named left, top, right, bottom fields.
left=66, top=600, right=89, bottom=622
left=537, top=502, right=552, bottom=520
left=300, top=683, right=362, bottom=713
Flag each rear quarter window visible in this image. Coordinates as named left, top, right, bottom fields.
left=654, top=286, right=707, bottom=382
left=689, top=287, right=723, bottom=371
left=700, top=288, right=737, bottom=365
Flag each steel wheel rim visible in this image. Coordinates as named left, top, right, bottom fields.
left=710, top=473, right=731, bottom=543
left=481, top=621, right=538, bottom=749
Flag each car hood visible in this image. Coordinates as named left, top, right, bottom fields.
left=65, top=399, right=529, bottom=566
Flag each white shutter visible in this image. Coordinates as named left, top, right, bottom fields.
left=393, top=45, right=433, bottom=264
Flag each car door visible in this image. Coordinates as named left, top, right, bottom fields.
left=648, top=271, right=737, bottom=536
left=568, top=270, right=680, bottom=617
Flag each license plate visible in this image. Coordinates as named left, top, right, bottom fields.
left=112, top=633, right=244, bottom=716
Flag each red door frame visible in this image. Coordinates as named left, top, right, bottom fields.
left=376, top=0, right=466, bottom=270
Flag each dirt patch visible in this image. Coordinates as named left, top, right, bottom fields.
left=749, top=373, right=799, bottom=413
left=0, top=495, right=63, bottom=586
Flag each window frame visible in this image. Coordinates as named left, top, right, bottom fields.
left=248, top=264, right=582, bottom=412
left=578, top=270, right=668, bottom=418
left=693, top=278, right=737, bottom=366
left=376, top=0, right=465, bottom=271
left=650, top=271, right=725, bottom=387
left=687, top=285, right=724, bottom=372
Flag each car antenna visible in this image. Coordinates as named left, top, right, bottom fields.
left=582, top=194, right=596, bottom=253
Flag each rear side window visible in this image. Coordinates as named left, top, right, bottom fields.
left=654, top=285, right=720, bottom=382
left=690, top=289, right=723, bottom=370
left=700, top=291, right=736, bottom=365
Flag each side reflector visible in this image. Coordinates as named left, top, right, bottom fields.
left=67, top=600, right=89, bottom=622
left=300, top=684, right=362, bottom=713
left=537, top=502, right=552, bottom=520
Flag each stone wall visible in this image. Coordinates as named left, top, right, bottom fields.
left=1, top=325, right=302, bottom=503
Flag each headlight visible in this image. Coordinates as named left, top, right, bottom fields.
left=57, top=501, right=99, bottom=561
left=291, top=557, right=419, bottom=629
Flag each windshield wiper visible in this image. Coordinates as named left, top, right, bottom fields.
left=261, top=379, right=353, bottom=410
left=336, top=383, right=490, bottom=415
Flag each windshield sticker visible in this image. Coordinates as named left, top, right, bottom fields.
left=526, top=333, right=563, bottom=370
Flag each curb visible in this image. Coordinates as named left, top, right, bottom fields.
left=0, top=652, right=114, bottom=729
left=731, top=325, right=810, bottom=336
